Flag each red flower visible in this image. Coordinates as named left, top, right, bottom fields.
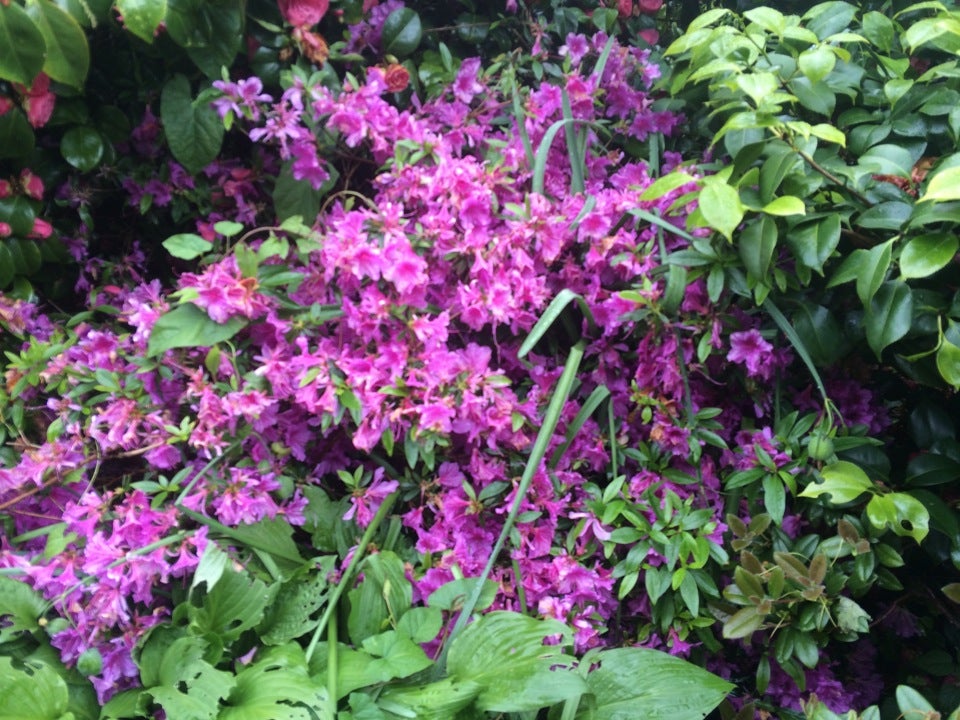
left=20, top=169, right=44, bottom=200
left=617, top=0, right=632, bottom=18
left=278, top=0, right=329, bottom=26
left=638, top=28, right=659, bottom=45
left=28, top=218, right=53, bottom=240
left=384, top=64, right=410, bottom=93
left=0, top=96, right=13, bottom=116
left=638, top=0, right=663, bottom=13
left=14, top=73, right=56, bottom=128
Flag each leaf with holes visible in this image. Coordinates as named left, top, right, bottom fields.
left=801, top=461, right=873, bottom=504
left=866, top=493, right=929, bottom=544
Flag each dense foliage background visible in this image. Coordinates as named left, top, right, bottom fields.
left=1, top=0, right=960, bottom=718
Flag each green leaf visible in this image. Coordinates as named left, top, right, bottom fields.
left=60, top=126, right=105, bottom=172
left=24, top=0, right=89, bottom=90
left=0, top=576, right=47, bottom=642
left=699, top=178, right=744, bottom=241
left=580, top=647, right=732, bottom=720
left=219, top=645, right=327, bottom=720
left=920, top=165, right=960, bottom=202
left=865, top=281, right=913, bottom=358
left=165, top=0, right=244, bottom=78
left=866, top=493, right=929, bottom=544
left=0, top=110, right=35, bottom=159
left=190, top=541, right=229, bottom=592
left=0, top=3, right=45, bottom=85
left=150, top=636, right=235, bottom=720
left=800, top=461, right=873, bottom=504
left=115, top=0, right=167, bottom=43
left=762, top=196, right=805, bottom=216
left=361, top=630, right=433, bottom=680
left=834, top=596, right=870, bottom=634
left=163, top=233, right=213, bottom=260
left=896, top=685, right=937, bottom=720
left=396, top=606, right=443, bottom=644
left=900, top=232, right=958, bottom=278
left=937, top=332, right=960, bottom=388
left=788, top=214, right=841, bottom=274
left=382, top=8, right=422, bottom=58
left=427, top=577, right=498, bottom=612
left=856, top=240, right=893, bottom=306
left=906, top=452, right=960, bottom=487
left=148, top=302, right=247, bottom=356
left=273, top=161, right=326, bottom=222
left=161, top=74, right=225, bottom=174
left=348, top=552, right=410, bottom=643
left=763, top=474, right=786, bottom=525
left=192, top=566, right=277, bottom=641
left=259, top=567, right=332, bottom=645
left=447, top=612, right=584, bottom=713
left=0, top=657, right=70, bottom=720
left=640, top=172, right=698, bottom=201
left=799, top=46, right=836, bottom=83
left=792, top=303, right=846, bottom=366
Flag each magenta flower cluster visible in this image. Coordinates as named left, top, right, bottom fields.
left=0, top=31, right=890, bottom=711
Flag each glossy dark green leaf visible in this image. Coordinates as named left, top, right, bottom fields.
left=147, top=302, right=247, bottom=356
left=0, top=196, right=38, bottom=236
left=160, top=74, right=224, bottom=174
left=0, top=3, right=45, bottom=85
left=51, top=0, right=114, bottom=27
left=0, top=244, right=14, bottom=288
left=60, top=126, right=105, bottom=171
left=115, top=0, right=167, bottom=43
left=906, top=452, right=960, bottom=487
left=900, top=232, right=958, bottom=279
left=865, top=281, right=913, bottom=357
left=24, top=0, right=89, bottom=90
left=791, top=302, right=848, bottom=367
left=382, top=8, right=422, bottom=58
left=738, top=215, right=777, bottom=280
left=0, top=110, right=34, bottom=159
left=6, top=238, right=42, bottom=275
left=787, top=214, right=840, bottom=273
left=856, top=240, right=892, bottom=306
left=858, top=201, right=912, bottom=231
left=166, top=0, right=245, bottom=78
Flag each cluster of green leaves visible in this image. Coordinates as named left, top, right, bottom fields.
left=804, top=684, right=960, bottom=720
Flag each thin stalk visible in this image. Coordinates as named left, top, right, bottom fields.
left=439, top=341, right=586, bottom=670
left=324, top=611, right=339, bottom=720
left=304, top=491, right=399, bottom=664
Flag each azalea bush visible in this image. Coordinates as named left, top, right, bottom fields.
left=0, top=1, right=959, bottom=719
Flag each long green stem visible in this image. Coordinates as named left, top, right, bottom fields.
left=304, top=491, right=399, bottom=665
left=439, top=340, right=586, bottom=670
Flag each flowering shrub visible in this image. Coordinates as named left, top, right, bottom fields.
left=0, top=1, right=959, bottom=719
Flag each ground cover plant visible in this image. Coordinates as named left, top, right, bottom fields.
left=0, top=0, right=959, bottom=718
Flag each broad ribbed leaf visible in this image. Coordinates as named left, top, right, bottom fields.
left=24, top=0, right=89, bottom=89
left=579, top=648, right=732, bottom=719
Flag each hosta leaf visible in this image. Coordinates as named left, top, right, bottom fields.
left=0, top=576, right=47, bottom=641
left=0, top=657, right=71, bottom=720
left=151, top=637, right=235, bottom=720
left=220, top=645, right=327, bottom=720
left=580, top=647, right=732, bottom=720
left=447, top=612, right=584, bottom=712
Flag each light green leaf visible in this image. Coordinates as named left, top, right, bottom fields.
left=699, top=178, right=744, bottom=241
left=735, top=72, right=780, bottom=106
left=580, top=647, right=732, bottom=719
left=809, top=123, right=846, bottom=146
left=900, top=232, right=958, bottom=278
left=0, top=3, right=45, bottom=85
left=0, top=576, right=47, bottom=642
left=447, top=612, right=584, bottom=713
left=150, top=637, right=235, bottom=720
left=937, top=332, right=960, bottom=388
left=0, top=658, right=70, bottom=719
left=191, top=567, right=278, bottom=641
left=722, top=606, right=764, bottom=639
left=800, top=461, right=873, bottom=504
left=24, top=0, right=89, bottom=89
left=220, top=645, right=328, bottom=720
left=160, top=74, right=224, bottom=174
left=640, top=172, right=698, bottom=201
left=866, top=493, right=929, bottom=544
left=743, top=7, right=785, bottom=34
left=427, top=577, right=498, bottom=612
left=920, top=165, right=960, bottom=202
left=762, top=196, right=805, bottom=216
left=147, top=302, right=247, bottom=357
left=163, top=233, right=213, bottom=260
left=799, top=46, right=836, bottom=83
left=834, top=596, right=870, bottom=634
left=896, top=685, right=937, bottom=720
left=115, top=0, right=167, bottom=43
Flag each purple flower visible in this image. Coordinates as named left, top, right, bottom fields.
left=727, top=329, right=774, bottom=378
